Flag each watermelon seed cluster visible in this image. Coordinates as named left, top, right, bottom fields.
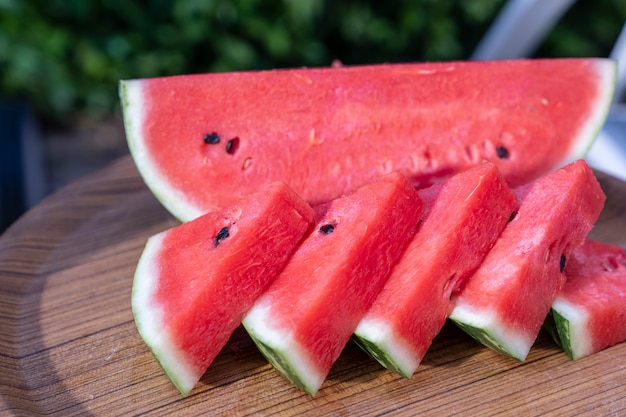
left=203, top=132, right=220, bottom=144
left=202, top=131, right=240, bottom=155
left=226, top=137, right=239, bottom=155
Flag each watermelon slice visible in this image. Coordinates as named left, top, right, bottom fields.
left=132, top=181, right=315, bottom=395
left=448, top=159, right=606, bottom=361
left=242, top=172, right=424, bottom=395
left=545, top=239, right=626, bottom=360
left=120, top=59, right=616, bottom=222
left=353, top=162, right=518, bottom=377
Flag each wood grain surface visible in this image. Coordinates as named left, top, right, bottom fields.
left=0, top=155, right=625, bottom=416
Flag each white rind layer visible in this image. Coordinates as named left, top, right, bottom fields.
left=120, top=80, right=204, bottom=222
left=565, top=59, right=617, bottom=163
left=131, top=233, right=199, bottom=395
left=449, top=302, right=534, bottom=361
left=551, top=297, right=592, bottom=360
left=353, top=318, right=420, bottom=377
left=119, top=60, right=615, bottom=223
left=242, top=299, right=325, bottom=395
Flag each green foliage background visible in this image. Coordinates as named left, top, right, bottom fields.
left=1, top=0, right=624, bottom=124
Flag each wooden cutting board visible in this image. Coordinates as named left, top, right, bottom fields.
left=1, top=155, right=625, bottom=416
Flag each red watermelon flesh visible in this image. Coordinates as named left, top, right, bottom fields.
left=449, top=159, right=606, bottom=361
left=132, top=181, right=315, bottom=395
left=545, top=239, right=626, bottom=360
left=120, top=59, right=616, bottom=222
left=353, top=162, right=518, bottom=377
left=242, top=171, right=424, bottom=395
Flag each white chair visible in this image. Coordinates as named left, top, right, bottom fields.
left=472, top=0, right=626, bottom=181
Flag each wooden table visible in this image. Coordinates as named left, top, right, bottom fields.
left=1, top=155, right=625, bottom=416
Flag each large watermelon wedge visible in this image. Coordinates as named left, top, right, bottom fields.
left=242, top=171, right=424, bottom=395
left=132, top=181, right=315, bottom=395
left=353, top=162, right=517, bottom=378
left=544, top=239, right=626, bottom=360
left=120, top=59, right=616, bottom=222
left=448, top=159, right=606, bottom=361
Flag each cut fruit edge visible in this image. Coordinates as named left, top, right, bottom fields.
left=242, top=301, right=325, bottom=396
left=131, top=233, right=199, bottom=395
left=352, top=318, right=421, bottom=378
left=120, top=80, right=206, bottom=222
left=546, top=298, right=592, bottom=361
left=120, top=59, right=617, bottom=224
left=448, top=304, right=535, bottom=361
left=566, top=59, right=617, bottom=162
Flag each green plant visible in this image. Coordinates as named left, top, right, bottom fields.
left=0, top=0, right=623, bottom=124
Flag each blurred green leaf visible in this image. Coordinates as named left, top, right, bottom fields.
left=0, top=0, right=623, bottom=125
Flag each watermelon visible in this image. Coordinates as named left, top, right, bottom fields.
left=132, top=181, right=315, bottom=395
left=353, top=162, right=518, bottom=378
left=448, top=159, right=606, bottom=361
left=119, top=59, right=616, bottom=222
left=545, top=239, right=626, bottom=360
left=242, top=171, right=424, bottom=395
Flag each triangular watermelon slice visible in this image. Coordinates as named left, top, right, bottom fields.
left=353, top=162, right=518, bottom=377
left=449, top=159, right=606, bottom=361
left=132, top=181, right=315, bottom=395
left=242, top=171, right=424, bottom=395
left=544, top=239, right=626, bottom=360
left=120, top=59, right=616, bottom=222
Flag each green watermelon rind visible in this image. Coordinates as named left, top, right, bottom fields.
left=545, top=310, right=575, bottom=360
left=119, top=80, right=205, bottom=222
left=542, top=310, right=564, bottom=349
left=448, top=305, right=533, bottom=361
left=546, top=297, right=592, bottom=361
left=250, top=335, right=315, bottom=394
left=242, top=303, right=325, bottom=396
left=131, top=233, right=200, bottom=396
left=450, top=319, right=523, bottom=361
left=352, top=319, right=420, bottom=379
left=351, top=335, right=411, bottom=378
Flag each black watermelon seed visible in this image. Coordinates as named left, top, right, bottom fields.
left=319, top=224, right=335, bottom=234
left=496, top=146, right=510, bottom=159
left=214, top=226, right=230, bottom=247
left=508, top=211, right=517, bottom=223
left=560, top=254, right=566, bottom=273
left=226, top=137, right=240, bottom=154
left=203, top=132, right=221, bottom=144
